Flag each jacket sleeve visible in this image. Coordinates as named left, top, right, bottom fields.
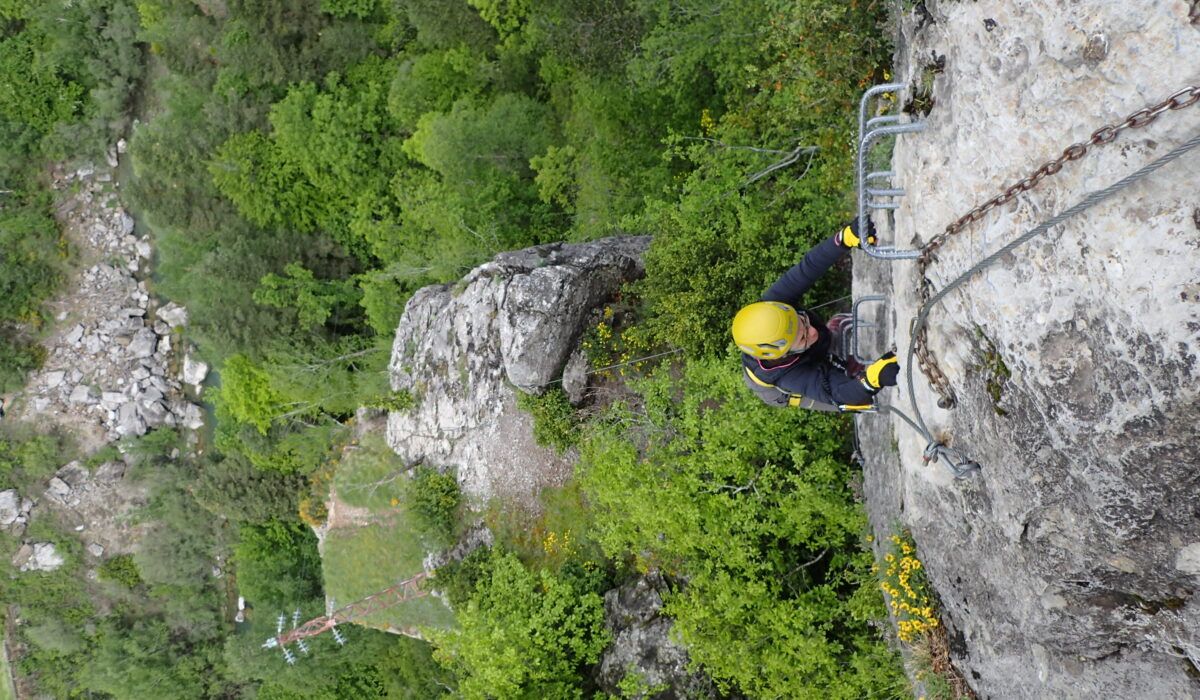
left=760, top=235, right=847, bottom=304
left=772, top=362, right=877, bottom=408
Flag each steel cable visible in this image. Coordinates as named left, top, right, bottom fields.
left=900, top=130, right=1200, bottom=477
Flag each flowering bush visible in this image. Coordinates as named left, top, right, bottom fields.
left=877, top=531, right=939, bottom=643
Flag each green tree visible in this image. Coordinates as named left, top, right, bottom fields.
left=254, top=262, right=363, bottom=331
left=216, top=354, right=284, bottom=435
left=430, top=551, right=608, bottom=699
left=235, top=520, right=323, bottom=607
left=579, top=357, right=904, bottom=697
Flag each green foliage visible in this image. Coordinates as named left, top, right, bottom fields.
left=97, top=554, right=144, bottom=589
left=0, top=426, right=73, bottom=490
left=321, top=511, right=456, bottom=631
left=629, top=0, right=891, bottom=356
left=321, top=0, right=378, bottom=19
left=216, top=354, right=283, bottom=435
left=192, top=452, right=306, bottom=523
left=331, top=434, right=408, bottom=509
left=515, top=388, right=580, bottom=453
left=211, top=57, right=402, bottom=257
left=431, top=545, right=491, bottom=607
left=407, top=466, right=461, bottom=546
left=234, top=519, right=324, bottom=607
left=402, top=92, right=558, bottom=251
left=227, top=616, right=454, bottom=699
left=429, top=550, right=609, bottom=699
left=0, top=336, right=45, bottom=394
left=254, top=262, right=363, bottom=331
left=0, top=32, right=83, bottom=133
left=579, top=356, right=904, bottom=697
left=0, top=197, right=64, bottom=327
left=23, top=618, right=86, bottom=655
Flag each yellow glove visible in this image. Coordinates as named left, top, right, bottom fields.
left=837, top=217, right=877, bottom=248
left=860, top=352, right=899, bottom=391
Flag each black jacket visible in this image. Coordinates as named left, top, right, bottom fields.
left=741, top=234, right=876, bottom=408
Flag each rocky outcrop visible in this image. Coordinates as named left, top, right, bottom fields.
left=9, top=160, right=205, bottom=448
left=12, top=542, right=64, bottom=573
left=597, top=574, right=716, bottom=699
left=857, top=2, right=1200, bottom=698
left=1, top=459, right=146, bottom=568
left=387, top=236, right=650, bottom=508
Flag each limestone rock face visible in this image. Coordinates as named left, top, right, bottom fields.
left=387, top=236, right=650, bottom=507
left=857, top=2, right=1200, bottom=698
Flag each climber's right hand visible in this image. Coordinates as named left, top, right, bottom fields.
left=836, top=217, right=877, bottom=249
left=860, top=352, right=899, bottom=392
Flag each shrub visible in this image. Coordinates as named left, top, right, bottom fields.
left=515, top=388, right=579, bottom=453
left=407, top=466, right=461, bottom=546
left=579, top=356, right=904, bottom=697
left=98, top=554, right=143, bottom=589
left=428, top=550, right=609, bottom=699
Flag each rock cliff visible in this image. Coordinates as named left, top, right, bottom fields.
left=857, top=2, right=1200, bottom=697
left=386, top=236, right=650, bottom=509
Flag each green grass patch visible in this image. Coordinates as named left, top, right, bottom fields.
left=1, top=612, right=14, bottom=700
left=332, top=435, right=408, bottom=511
left=321, top=511, right=455, bottom=632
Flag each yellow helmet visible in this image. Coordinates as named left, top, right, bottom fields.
left=732, top=301, right=799, bottom=360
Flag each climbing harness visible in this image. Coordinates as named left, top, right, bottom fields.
left=849, top=82, right=1200, bottom=479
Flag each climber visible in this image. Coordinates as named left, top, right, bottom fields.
left=732, top=218, right=899, bottom=412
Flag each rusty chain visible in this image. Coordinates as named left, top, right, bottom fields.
left=911, top=84, right=1200, bottom=408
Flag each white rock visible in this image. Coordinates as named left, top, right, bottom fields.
left=183, top=355, right=209, bottom=387
left=0, top=490, right=20, bottom=526
left=116, top=402, right=147, bottom=437
left=128, top=328, right=157, bottom=359
left=178, top=403, right=205, bottom=430
left=65, top=324, right=84, bottom=344
left=69, top=385, right=93, bottom=404
left=1175, top=543, right=1200, bottom=576
left=87, top=543, right=105, bottom=558
left=46, top=477, right=71, bottom=500
left=157, top=302, right=188, bottom=328
left=116, top=138, right=127, bottom=154
left=138, top=400, right=170, bottom=427
left=25, top=543, right=65, bottom=572
left=100, top=392, right=126, bottom=410
left=135, top=239, right=151, bottom=259
left=43, top=371, right=66, bottom=389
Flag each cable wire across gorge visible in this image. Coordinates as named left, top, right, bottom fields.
left=912, top=85, right=1200, bottom=408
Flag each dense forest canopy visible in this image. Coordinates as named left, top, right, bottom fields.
left=0, top=0, right=909, bottom=697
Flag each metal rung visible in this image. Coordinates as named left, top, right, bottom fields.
left=866, top=114, right=903, bottom=129
left=856, top=83, right=926, bottom=260
left=851, top=295, right=886, bottom=361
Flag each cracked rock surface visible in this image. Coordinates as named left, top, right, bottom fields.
left=386, top=236, right=650, bottom=509
left=857, top=2, right=1200, bottom=698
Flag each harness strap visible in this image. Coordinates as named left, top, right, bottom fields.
left=744, top=367, right=845, bottom=412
